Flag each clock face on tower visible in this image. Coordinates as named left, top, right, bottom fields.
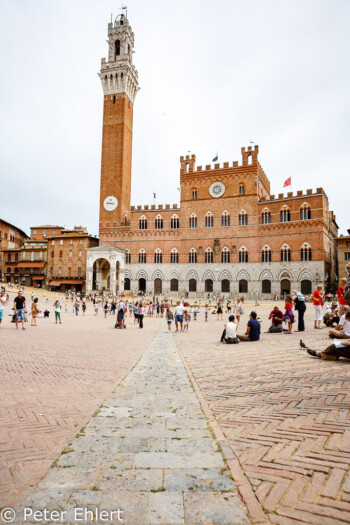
left=209, top=181, right=226, bottom=198
left=103, top=195, right=119, bottom=211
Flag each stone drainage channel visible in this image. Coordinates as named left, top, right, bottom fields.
left=14, top=322, right=249, bottom=524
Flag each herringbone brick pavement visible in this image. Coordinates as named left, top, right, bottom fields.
left=0, top=304, right=161, bottom=509
left=177, top=302, right=350, bottom=524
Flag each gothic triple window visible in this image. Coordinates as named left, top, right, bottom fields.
left=262, top=246, right=271, bottom=262
left=262, top=209, right=271, bottom=224
left=139, top=215, right=147, bottom=230
left=139, top=249, right=146, bottom=264
left=300, top=204, right=311, bottom=220
left=221, top=211, right=230, bottom=227
left=280, top=207, right=291, bottom=222
left=125, top=250, right=131, bottom=264
left=221, top=247, right=230, bottom=263
left=170, top=249, right=179, bottom=264
left=205, top=248, right=213, bottom=263
left=189, top=214, right=197, bottom=229
left=154, top=249, right=163, bottom=264
left=155, top=215, right=163, bottom=229
left=171, top=215, right=179, bottom=229
left=189, top=248, right=197, bottom=264
left=239, top=247, right=248, bottom=263
left=281, top=244, right=291, bottom=262
left=239, top=210, right=248, bottom=226
left=205, top=212, right=214, bottom=228
left=301, top=244, right=312, bottom=261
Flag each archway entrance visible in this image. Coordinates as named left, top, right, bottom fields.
left=189, top=279, right=197, bottom=292
left=154, top=278, right=162, bottom=295
left=280, top=279, right=291, bottom=297
left=205, top=279, right=213, bottom=293
left=221, top=279, right=230, bottom=293
left=124, top=277, right=131, bottom=291
left=93, top=258, right=110, bottom=291
left=301, top=279, right=312, bottom=295
left=138, top=278, right=146, bottom=293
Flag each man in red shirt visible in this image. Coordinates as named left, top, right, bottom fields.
left=268, top=307, right=284, bottom=331
left=337, top=278, right=348, bottom=317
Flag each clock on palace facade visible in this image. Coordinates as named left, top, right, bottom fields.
left=209, top=181, right=226, bottom=198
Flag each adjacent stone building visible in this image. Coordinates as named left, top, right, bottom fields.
left=336, top=230, right=350, bottom=280
left=2, top=239, right=48, bottom=287
left=0, top=219, right=29, bottom=281
left=88, top=14, right=339, bottom=298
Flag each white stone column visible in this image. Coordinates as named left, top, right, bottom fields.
left=86, top=266, right=93, bottom=294
left=110, top=257, right=117, bottom=295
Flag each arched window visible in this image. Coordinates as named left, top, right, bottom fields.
left=239, top=210, right=248, bottom=226
left=280, top=206, right=290, bottom=222
left=124, top=277, right=131, bottom=290
left=239, top=185, right=245, bottom=195
left=125, top=250, right=131, bottom=264
left=281, top=244, right=291, bottom=262
left=221, top=279, right=230, bottom=293
left=262, top=245, right=271, bottom=263
left=170, top=248, right=179, bottom=264
left=222, top=211, right=230, bottom=227
left=154, top=249, right=163, bottom=264
left=239, top=247, right=248, bottom=263
left=189, top=213, right=197, bottom=229
left=221, top=247, right=230, bottom=263
left=301, top=244, right=312, bottom=261
left=171, top=215, right=179, bottom=229
left=262, top=280, right=271, bottom=293
left=115, top=39, right=120, bottom=57
left=189, top=278, right=197, bottom=292
left=139, top=249, right=147, bottom=264
left=262, top=208, right=271, bottom=224
left=205, top=212, right=214, bottom=228
left=192, top=190, right=197, bottom=199
left=205, top=248, right=213, bottom=263
left=300, top=203, right=311, bottom=220
left=189, top=248, right=197, bottom=264
left=139, top=215, right=147, bottom=229
left=155, top=215, right=163, bottom=229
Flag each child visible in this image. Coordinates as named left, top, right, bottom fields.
left=283, top=294, right=295, bottom=334
left=183, top=310, right=191, bottom=332
left=166, top=307, right=174, bottom=331
left=205, top=304, right=209, bottom=322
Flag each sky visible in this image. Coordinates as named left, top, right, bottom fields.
left=1, top=0, right=349, bottom=237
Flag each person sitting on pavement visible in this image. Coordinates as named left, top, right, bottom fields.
left=329, top=309, right=350, bottom=339
left=238, top=311, right=261, bottom=342
left=268, top=306, right=284, bottom=332
left=220, top=315, right=239, bottom=343
left=323, top=303, right=340, bottom=327
left=300, top=338, right=350, bottom=361
left=337, top=278, right=349, bottom=318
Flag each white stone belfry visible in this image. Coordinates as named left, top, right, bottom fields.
left=86, top=246, right=126, bottom=295
left=99, top=14, right=138, bottom=103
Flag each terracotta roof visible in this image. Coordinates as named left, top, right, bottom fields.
left=32, top=275, right=45, bottom=280
left=31, top=225, right=63, bottom=229
left=49, top=279, right=84, bottom=285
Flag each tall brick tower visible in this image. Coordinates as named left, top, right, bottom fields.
left=98, top=13, right=138, bottom=242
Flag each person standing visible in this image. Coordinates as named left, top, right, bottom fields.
left=174, top=301, right=184, bottom=332
left=283, top=294, right=295, bottom=334
left=138, top=303, right=144, bottom=329
left=54, top=300, right=62, bottom=324
left=312, top=285, right=323, bottom=329
left=293, top=290, right=306, bottom=332
left=14, top=290, right=26, bottom=330
left=166, top=307, right=173, bottom=331
left=234, top=299, right=243, bottom=326
left=0, top=290, right=6, bottom=327
left=217, top=301, right=223, bottom=321
left=337, top=278, right=348, bottom=318
left=31, top=298, right=40, bottom=326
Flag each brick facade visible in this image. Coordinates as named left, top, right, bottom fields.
left=0, top=219, right=29, bottom=281
left=93, top=15, right=338, bottom=298
left=336, top=229, right=350, bottom=280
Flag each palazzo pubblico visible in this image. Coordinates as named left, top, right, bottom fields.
left=86, top=14, right=338, bottom=298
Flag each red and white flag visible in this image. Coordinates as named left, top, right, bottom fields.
left=283, top=177, right=291, bottom=188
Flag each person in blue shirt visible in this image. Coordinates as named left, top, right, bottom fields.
left=238, top=311, right=261, bottom=342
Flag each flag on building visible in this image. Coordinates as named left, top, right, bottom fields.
left=283, top=177, right=291, bottom=188
left=212, top=152, right=218, bottom=162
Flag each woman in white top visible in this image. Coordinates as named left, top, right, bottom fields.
left=220, top=315, right=238, bottom=342
left=234, top=299, right=243, bottom=325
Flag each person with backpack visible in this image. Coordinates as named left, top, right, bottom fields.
left=293, top=290, right=307, bottom=332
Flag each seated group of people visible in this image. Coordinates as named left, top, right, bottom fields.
left=220, top=311, right=261, bottom=344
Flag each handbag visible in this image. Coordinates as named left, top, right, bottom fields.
left=225, top=337, right=240, bottom=344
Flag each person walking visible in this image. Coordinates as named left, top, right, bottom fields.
left=293, top=290, right=306, bottom=332
left=0, top=290, right=6, bottom=327
left=138, top=303, right=144, bottom=329
left=174, top=301, right=184, bottom=332
left=217, top=301, right=223, bottom=321
left=54, top=300, right=62, bottom=324
left=283, top=294, right=295, bottom=334
left=166, top=307, right=173, bottom=332
left=234, top=299, right=243, bottom=326
left=31, top=298, right=40, bottom=326
left=14, top=290, right=26, bottom=330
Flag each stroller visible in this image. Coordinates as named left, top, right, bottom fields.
left=115, top=308, right=126, bottom=329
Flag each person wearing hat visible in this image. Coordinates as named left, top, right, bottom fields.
left=293, top=290, right=306, bottom=332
